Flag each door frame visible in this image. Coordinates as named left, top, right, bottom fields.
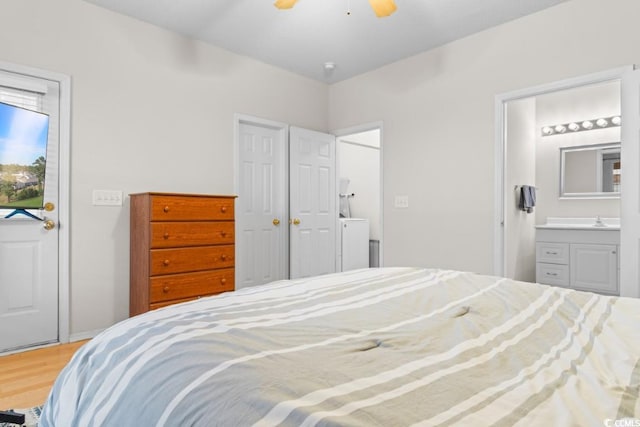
left=0, top=60, right=71, bottom=345
left=233, top=114, right=289, bottom=284
left=494, top=66, right=631, bottom=287
left=333, top=121, right=384, bottom=268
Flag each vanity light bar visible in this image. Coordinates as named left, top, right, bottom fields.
left=541, top=115, right=621, bottom=136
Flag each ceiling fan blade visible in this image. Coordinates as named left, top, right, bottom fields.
left=274, top=0, right=299, bottom=9
left=368, top=0, right=397, bottom=17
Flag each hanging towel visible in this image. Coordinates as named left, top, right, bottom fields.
left=519, top=185, right=536, bottom=213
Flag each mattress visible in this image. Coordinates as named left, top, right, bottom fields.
left=40, top=268, right=640, bottom=426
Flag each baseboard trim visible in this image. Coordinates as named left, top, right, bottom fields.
left=69, top=329, right=104, bottom=342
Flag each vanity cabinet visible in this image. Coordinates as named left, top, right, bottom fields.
left=536, top=227, right=619, bottom=296
left=570, top=244, right=617, bottom=294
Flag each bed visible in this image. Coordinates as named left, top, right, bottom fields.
left=41, top=267, right=640, bottom=426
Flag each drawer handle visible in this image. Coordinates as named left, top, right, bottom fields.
left=220, top=254, right=227, bottom=261
left=163, top=206, right=170, bottom=213
left=163, top=232, right=170, bottom=239
left=220, top=231, right=227, bottom=237
left=220, top=278, right=227, bottom=284
left=546, top=272, right=558, bottom=276
left=163, top=259, right=170, bottom=266
left=546, top=251, right=558, bottom=255
left=163, top=286, right=170, bottom=293
left=221, top=206, right=228, bottom=213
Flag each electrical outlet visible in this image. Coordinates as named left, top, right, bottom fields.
left=93, top=190, right=123, bottom=206
left=394, top=195, right=409, bottom=209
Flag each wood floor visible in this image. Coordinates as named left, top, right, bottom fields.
left=0, top=340, right=87, bottom=410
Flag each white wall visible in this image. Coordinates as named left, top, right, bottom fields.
left=338, top=129, right=381, bottom=240
left=535, top=81, right=621, bottom=222
left=328, top=0, right=640, bottom=273
left=1, top=0, right=329, bottom=338
left=506, top=98, right=537, bottom=283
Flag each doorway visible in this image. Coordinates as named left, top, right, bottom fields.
left=0, top=61, right=70, bottom=353
left=335, top=124, right=383, bottom=270
left=494, top=66, right=639, bottom=298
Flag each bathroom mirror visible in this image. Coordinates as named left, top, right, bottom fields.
left=560, top=142, right=620, bottom=198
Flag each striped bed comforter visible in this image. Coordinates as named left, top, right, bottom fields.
left=41, top=268, right=640, bottom=426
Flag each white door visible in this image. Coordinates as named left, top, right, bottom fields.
left=289, top=127, right=337, bottom=279
left=236, top=119, right=287, bottom=288
left=0, top=74, right=60, bottom=352
left=620, top=68, right=640, bottom=298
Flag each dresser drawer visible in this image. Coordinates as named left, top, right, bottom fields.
left=150, top=245, right=235, bottom=275
left=150, top=221, right=234, bottom=248
left=150, top=195, right=234, bottom=221
left=150, top=268, right=235, bottom=303
left=536, top=242, right=569, bottom=265
left=536, top=263, right=569, bottom=287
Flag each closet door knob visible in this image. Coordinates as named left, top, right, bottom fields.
left=292, top=218, right=301, bottom=226
left=273, top=218, right=281, bottom=226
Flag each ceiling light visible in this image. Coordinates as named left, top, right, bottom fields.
left=274, top=0, right=397, bottom=17
left=368, top=0, right=397, bottom=17
left=274, top=0, right=297, bottom=9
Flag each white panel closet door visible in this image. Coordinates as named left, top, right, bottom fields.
left=236, top=121, right=287, bottom=288
left=620, top=68, right=640, bottom=298
left=289, top=127, right=337, bottom=279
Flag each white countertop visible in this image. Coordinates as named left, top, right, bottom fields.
left=535, top=217, right=620, bottom=231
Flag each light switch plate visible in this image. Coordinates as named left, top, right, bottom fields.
left=93, top=190, right=123, bottom=206
left=394, top=195, right=409, bottom=208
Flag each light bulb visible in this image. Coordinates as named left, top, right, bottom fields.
left=542, top=126, right=554, bottom=135
left=582, top=120, right=593, bottom=130
left=568, top=122, right=580, bottom=131
left=611, top=116, right=621, bottom=126
left=596, top=118, right=608, bottom=127
left=555, top=125, right=566, bottom=133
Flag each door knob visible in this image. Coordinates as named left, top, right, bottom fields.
left=292, top=218, right=301, bottom=225
left=43, top=219, right=56, bottom=230
left=273, top=218, right=280, bottom=226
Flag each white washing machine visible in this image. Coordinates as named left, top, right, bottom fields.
left=338, top=218, right=370, bottom=272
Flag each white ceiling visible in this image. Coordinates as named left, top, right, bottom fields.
left=83, top=0, right=568, bottom=84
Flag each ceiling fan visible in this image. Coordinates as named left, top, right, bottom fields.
left=274, top=0, right=397, bottom=18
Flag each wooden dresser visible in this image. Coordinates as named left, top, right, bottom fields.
left=129, top=192, right=236, bottom=316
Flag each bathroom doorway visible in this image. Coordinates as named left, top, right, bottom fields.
left=335, top=123, right=383, bottom=270
left=494, top=66, right=640, bottom=296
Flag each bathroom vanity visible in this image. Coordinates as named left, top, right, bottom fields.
left=536, top=218, right=620, bottom=295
